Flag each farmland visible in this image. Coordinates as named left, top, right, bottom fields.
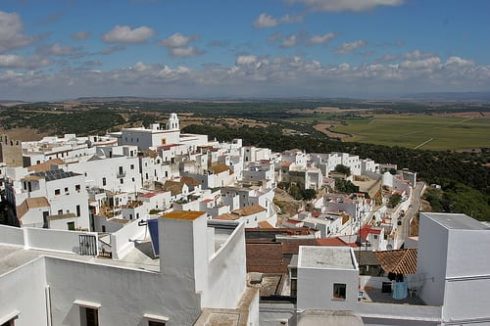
left=327, top=114, right=490, bottom=150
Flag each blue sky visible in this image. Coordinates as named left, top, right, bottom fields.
left=1, top=0, right=490, bottom=100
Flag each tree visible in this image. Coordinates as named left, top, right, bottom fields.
left=335, top=179, right=359, bottom=194
left=334, top=164, right=351, bottom=176
left=302, top=189, right=317, bottom=201
left=388, top=194, right=402, bottom=208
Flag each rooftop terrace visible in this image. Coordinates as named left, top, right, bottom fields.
left=299, top=246, right=357, bottom=270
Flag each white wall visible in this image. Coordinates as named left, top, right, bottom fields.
left=110, top=219, right=146, bottom=259
left=0, top=258, right=48, bottom=326
left=45, top=257, right=202, bottom=326
left=416, top=214, right=448, bottom=306
left=205, top=223, right=246, bottom=309
left=25, top=227, right=98, bottom=255
left=0, top=224, right=24, bottom=246
left=297, top=266, right=359, bottom=311
left=442, top=228, right=490, bottom=322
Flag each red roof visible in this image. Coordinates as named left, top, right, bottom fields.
left=315, top=237, right=349, bottom=246
left=311, top=210, right=321, bottom=218
left=142, top=192, right=157, bottom=198
left=359, top=226, right=382, bottom=241
left=158, top=144, right=179, bottom=150
left=286, top=219, right=303, bottom=224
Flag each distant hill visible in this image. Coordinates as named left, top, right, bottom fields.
left=402, top=92, right=490, bottom=102
left=0, top=100, right=29, bottom=107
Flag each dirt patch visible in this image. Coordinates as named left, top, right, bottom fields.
left=273, top=188, right=302, bottom=223
left=288, top=107, right=363, bottom=114
left=313, top=122, right=351, bottom=140
left=0, top=127, right=49, bottom=141
left=434, top=111, right=490, bottom=118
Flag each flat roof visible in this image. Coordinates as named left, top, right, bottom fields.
left=299, top=246, right=357, bottom=270
left=162, top=211, right=205, bottom=221
left=423, top=212, right=489, bottom=230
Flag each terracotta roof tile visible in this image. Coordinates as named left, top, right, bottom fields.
left=163, top=211, right=205, bottom=221
left=232, top=204, right=266, bottom=217
left=375, top=248, right=417, bottom=275
left=16, top=197, right=50, bottom=219
left=209, top=163, right=230, bottom=174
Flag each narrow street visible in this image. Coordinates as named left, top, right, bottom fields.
left=397, top=181, right=425, bottom=244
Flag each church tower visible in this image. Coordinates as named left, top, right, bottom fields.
left=166, top=113, right=180, bottom=130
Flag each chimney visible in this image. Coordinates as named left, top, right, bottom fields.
left=159, top=211, right=208, bottom=295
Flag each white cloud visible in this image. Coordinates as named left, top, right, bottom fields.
left=288, top=0, right=403, bottom=12
left=236, top=55, right=258, bottom=65
left=160, top=33, right=203, bottom=57
left=160, top=33, right=197, bottom=48
left=399, top=56, right=441, bottom=70
left=2, top=53, right=490, bottom=100
left=102, top=25, right=154, bottom=43
left=0, top=11, right=32, bottom=53
left=254, top=13, right=278, bottom=28
left=445, top=56, right=474, bottom=67
left=39, top=43, right=82, bottom=57
left=281, top=34, right=298, bottom=48
left=0, top=54, right=49, bottom=69
left=169, top=47, right=203, bottom=57
left=337, top=40, right=367, bottom=54
left=253, top=13, right=303, bottom=28
left=309, top=32, right=335, bottom=44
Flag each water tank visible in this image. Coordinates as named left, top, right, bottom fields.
left=382, top=171, right=393, bottom=188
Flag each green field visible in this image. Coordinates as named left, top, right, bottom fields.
left=330, top=114, right=490, bottom=150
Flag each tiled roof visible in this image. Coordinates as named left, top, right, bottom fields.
left=359, top=226, right=382, bottom=241
left=209, top=163, right=230, bottom=174
left=27, top=158, right=64, bottom=173
left=16, top=197, right=50, bottom=218
left=163, top=180, right=185, bottom=196
left=258, top=221, right=274, bottom=229
left=375, top=248, right=417, bottom=275
left=315, top=237, right=350, bottom=247
left=232, top=204, right=266, bottom=217
left=215, top=213, right=239, bottom=221
left=181, top=176, right=201, bottom=187
left=163, top=211, right=205, bottom=221
left=354, top=250, right=380, bottom=266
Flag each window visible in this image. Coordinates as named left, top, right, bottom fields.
left=120, top=179, right=124, bottom=184
left=55, top=189, right=61, bottom=195
left=1, top=317, right=17, bottom=326
left=76, top=184, right=81, bottom=192
left=64, top=187, right=69, bottom=193
left=130, top=164, right=134, bottom=170
left=76, top=205, right=81, bottom=217
left=333, top=283, right=346, bottom=301
left=148, top=321, right=166, bottom=326
left=102, top=178, right=106, bottom=186
left=58, top=209, right=63, bottom=215
left=67, top=222, right=75, bottom=231
left=81, top=307, right=99, bottom=326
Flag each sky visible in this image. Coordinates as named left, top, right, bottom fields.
left=1, top=0, right=490, bottom=100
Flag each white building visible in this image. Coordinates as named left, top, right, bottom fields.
left=417, top=212, right=490, bottom=324
left=0, top=211, right=259, bottom=326
left=6, top=170, right=90, bottom=231
left=297, top=246, right=359, bottom=311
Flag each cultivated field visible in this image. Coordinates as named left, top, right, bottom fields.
left=329, top=114, right=490, bottom=150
